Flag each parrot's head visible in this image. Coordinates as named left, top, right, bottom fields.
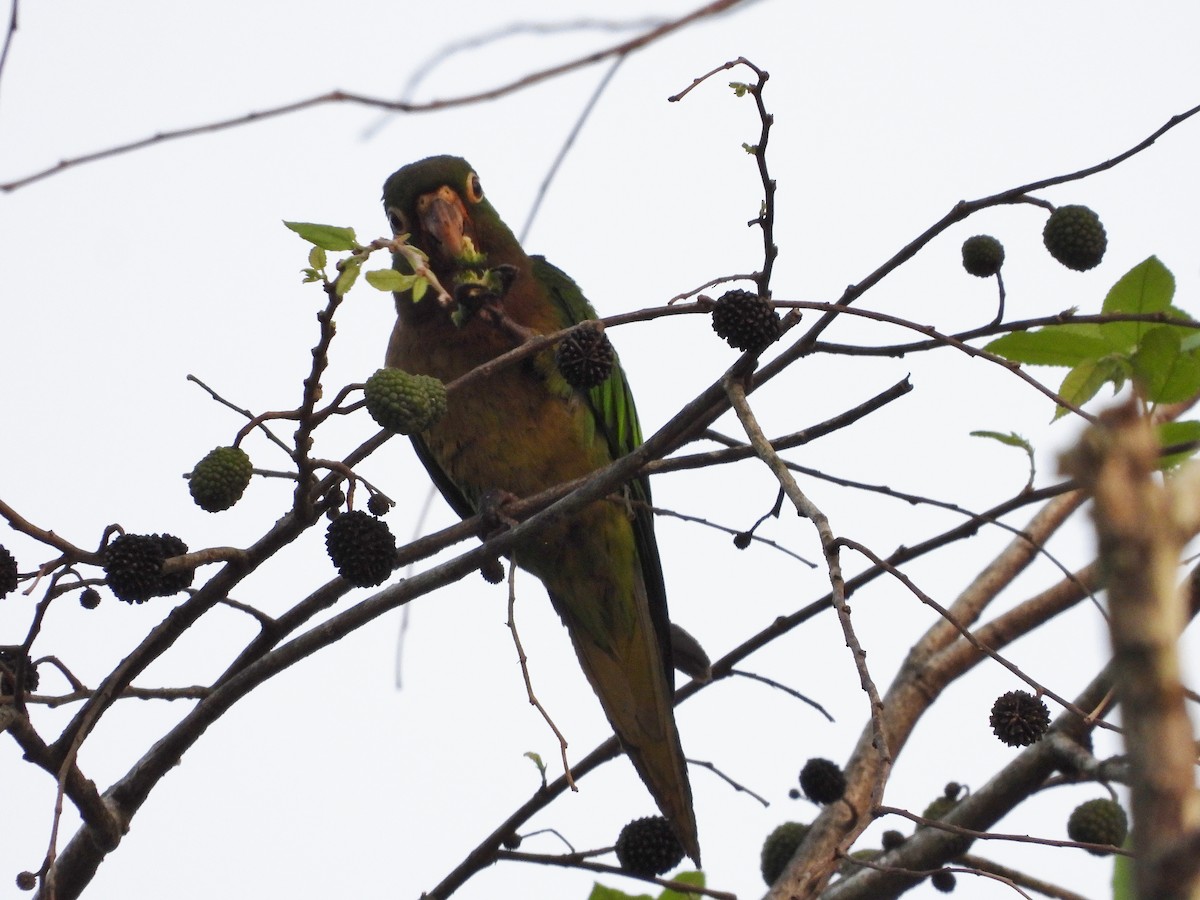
left=382, top=155, right=519, bottom=276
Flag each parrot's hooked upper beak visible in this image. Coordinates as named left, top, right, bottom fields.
left=416, top=185, right=469, bottom=262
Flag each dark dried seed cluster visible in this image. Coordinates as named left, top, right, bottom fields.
left=103, top=533, right=193, bottom=604
left=711, top=289, right=781, bottom=352
left=555, top=323, right=616, bottom=390
left=325, top=511, right=397, bottom=588
left=615, top=815, right=684, bottom=877
left=0, top=647, right=39, bottom=694
left=0, top=545, right=18, bottom=598
left=989, top=689, right=1050, bottom=747
left=799, top=757, right=846, bottom=804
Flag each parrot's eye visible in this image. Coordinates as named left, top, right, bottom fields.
left=465, top=172, right=484, bottom=204
left=385, top=206, right=408, bottom=235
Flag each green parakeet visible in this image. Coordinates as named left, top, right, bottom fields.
left=382, top=155, right=700, bottom=864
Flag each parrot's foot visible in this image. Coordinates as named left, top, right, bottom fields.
left=477, top=488, right=522, bottom=538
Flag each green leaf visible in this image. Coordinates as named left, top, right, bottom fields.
left=659, top=871, right=705, bottom=899
left=1112, top=840, right=1134, bottom=900
left=970, top=430, right=1036, bottom=488
left=523, top=751, right=547, bottom=782
left=1099, top=256, right=1176, bottom=350
left=588, top=884, right=652, bottom=900
left=985, top=325, right=1109, bottom=367
left=1053, top=357, right=1123, bottom=420
left=365, top=269, right=415, bottom=292
left=729, top=81, right=749, bottom=97
left=412, top=277, right=429, bottom=303
left=1158, top=420, right=1200, bottom=468
left=283, top=220, right=360, bottom=251
left=336, top=256, right=362, bottom=296
left=308, top=245, right=327, bottom=270
left=1131, top=327, right=1200, bottom=403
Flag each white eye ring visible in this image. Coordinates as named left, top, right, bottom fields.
left=465, top=172, right=484, bottom=203
left=385, top=206, right=408, bottom=235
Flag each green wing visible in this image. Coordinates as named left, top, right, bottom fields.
left=532, top=256, right=674, bottom=685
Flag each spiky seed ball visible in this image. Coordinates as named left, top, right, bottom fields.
left=103, top=533, right=192, bottom=604
left=325, top=511, right=397, bottom=587
left=799, top=757, right=847, bottom=804
left=961, top=235, right=1005, bottom=277
left=931, top=869, right=957, bottom=892
left=1067, top=798, right=1128, bottom=854
left=187, top=446, right=252, bottom=512
left=0, top=647, right=39, bottom=693
left=555, top=323, right=615, bottom=390
left=364, top=368, right=447, bottom=435
left=761, top=821, right=810, bottom=886
left=367, top=494, right=391, bottom=517
left=787, top=787, right=801, bottom=800
left=989, top=689, right=1050, bottom=747
left=615, top=816, right=684, bottom=877
left=79, top=587, right=101, bottom=609
left=16, top=871, right=36, bottom=891
left=501, top=833, right=522, bottom=850
left=1043, top=205, right=1107, bottom=271
left=712, top=289, right=781, bottom=352
left=733, top=531, right=752, bottom=550
left=881, top=829, right=906, bottom=851
left=0, top=545, right=17, bottom=598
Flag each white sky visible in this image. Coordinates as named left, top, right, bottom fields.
left=3, top=1, right=1199, bottom=898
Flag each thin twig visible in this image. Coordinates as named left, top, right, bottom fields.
left=506, top=558, right=576, bottom=791
left=520, top=54, right=624, bottom=243
left=0, top=0, right=751, bottom=192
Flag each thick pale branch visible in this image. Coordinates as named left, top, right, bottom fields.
left=1065, top=403, right=1200, bottom=900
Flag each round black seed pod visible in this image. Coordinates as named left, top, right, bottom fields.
left=799, top=757, right=846, bottom=804
left=555, top=323, right=615, bottom=390
left=104, top=533, right=191, bottom=603
left=325, top=510, right=398, bottom=587
left=0, top=647, right=39, bottom=693
left=615, top=815, right=684, bottom=877
left=711, top=289, right=781, bottom=352
left=989, top=689, right=1050, bottom=747
left=0, top=545, right=18, bottom=598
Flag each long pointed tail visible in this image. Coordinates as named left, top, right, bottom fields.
left=566, top=607, right=701, bottom=865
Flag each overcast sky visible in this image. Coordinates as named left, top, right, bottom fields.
left=3, top=2, right=1199, bottom=898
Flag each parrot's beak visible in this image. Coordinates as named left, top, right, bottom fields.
left=417, top=185, right=467, bottom=261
